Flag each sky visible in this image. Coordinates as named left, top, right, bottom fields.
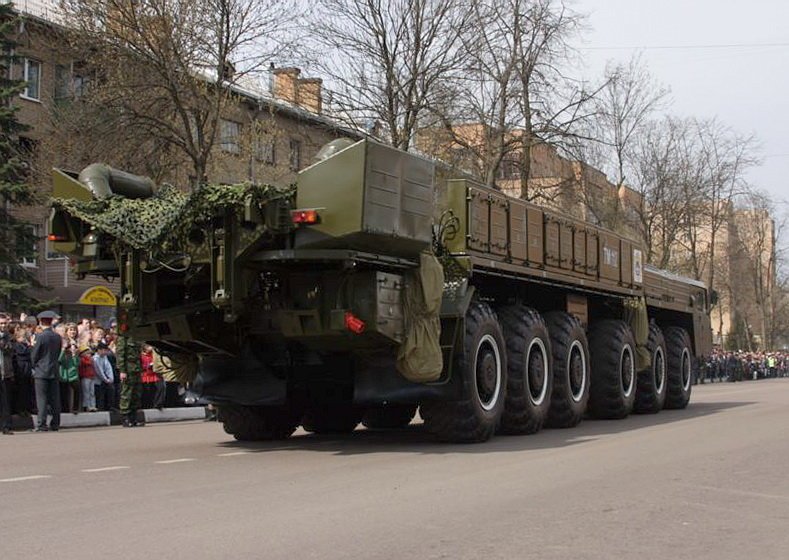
left=571, top=0, right=789, bottom=205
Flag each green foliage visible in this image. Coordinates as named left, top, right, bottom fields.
left=52, top=181, right=294, bottom=251
left=0, top=2, right=38, bottom=309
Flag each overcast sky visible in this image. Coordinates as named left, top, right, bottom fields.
left=572, top=0, right=789, bottom=205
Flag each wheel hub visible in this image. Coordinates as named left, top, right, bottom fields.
left=568, top=340, right=586, bottom=403
left=681, top=348, right=691, bottom=391
left=475, top=334, right=502, bottom=411
left=654, top=348, right=665, bottom=393
left=527, top=339, right=548, bottom=405
left=621, top=346, right=634, bottom=397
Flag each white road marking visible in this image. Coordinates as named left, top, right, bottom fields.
left=217, top=451, right=250, bottom=457
left=82, top=466, right=130, bottom=473
left=155, top=458, right=196, bottom=464
left=0, top=475, right=52, bottom=483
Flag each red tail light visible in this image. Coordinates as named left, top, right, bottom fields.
left=291, top=209, right=321, bottom=225
left=344, top=312, right=365, bottom=334
left=47, top=234, right=67, bottom=242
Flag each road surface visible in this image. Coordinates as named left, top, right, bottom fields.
left=2, top=381, right=788, bottom=559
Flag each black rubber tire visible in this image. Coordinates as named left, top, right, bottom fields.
left=421, top=300, right=507, bottom=443
left=301, top=404, right=363, bottom=434
left=664, top=327, right=693, bottom=409
left=587, top=320, right=637, bottom=419
left=498, top=305, right=553, bottom=435
left=633, top=324, right=668, bottom=414
left=362, top=404, right=417, bottom=429
left=544, top=312, right=590, bottom=429
left=218, top=405, right=300, bottom=441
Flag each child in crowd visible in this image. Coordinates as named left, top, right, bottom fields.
left=78, top=347, right=97, bottom=412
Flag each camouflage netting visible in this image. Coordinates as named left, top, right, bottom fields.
left=52, top=182, right=294, bottom=251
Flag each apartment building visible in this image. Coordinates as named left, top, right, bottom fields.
left=417, top=123, right=643, bottom=241
left=4, top=1, right=360, bottom=321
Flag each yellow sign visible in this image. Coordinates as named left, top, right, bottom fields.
left=77, top=286, right=117, bottom=307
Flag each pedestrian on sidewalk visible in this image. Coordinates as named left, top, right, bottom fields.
left=93, top=342, right=115, bottom=411
left=0, top=371, right=11, bottom=434
left=30, top=311, right=62, bottom=432
left=12, top=328, right=33, bottom=416
left=59, top=323, right=81, bottom=413
left=117, top=334, right=143, bottom=427
left=78, top=347, right=97, bottom=412
left=0, top=313, right=13, bottom=434
left=142, top=345, right=165, bottom=410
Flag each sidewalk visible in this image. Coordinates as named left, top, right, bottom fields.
left=11, top=407, right=210, bottom=431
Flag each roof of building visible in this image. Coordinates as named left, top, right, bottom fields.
left=10, top=0, right=364, bottom=140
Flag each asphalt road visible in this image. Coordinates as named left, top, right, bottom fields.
left=2, top=381, right=789, bottom=560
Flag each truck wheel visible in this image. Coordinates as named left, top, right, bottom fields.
left=218, top=405, right=300, bottom=441
left=362, top=404, right=417, bottom=429
left=498, top=305, right=552, bottom=435
left=421, top=300, right=507, bottom=443
left=588, top=320, right=637, bottom=419
left=302, top=404, right=363, bottom=434
left=544, top=312, right=590, bottom=429
left=633, top=324, right=667, bottom=414
left=664, top=327, right=693, bottom=409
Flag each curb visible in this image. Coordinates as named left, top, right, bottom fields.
left=11, top=407, right=209, bottom=430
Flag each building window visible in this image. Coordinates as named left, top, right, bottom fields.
left=55, top=63, right=87, bottom=101
left=496, top=158, right=520, bottom=181
left=256, top=137, right=276, bottom=165
left=21, top=58, right=41, bottom=101
left=289, top=139, right=302, bottom=170
left=55, top=64, right=70, bottom=100
left=18, top=224, right=39, bottom=269
left=220, top=119, right=241, bottom=154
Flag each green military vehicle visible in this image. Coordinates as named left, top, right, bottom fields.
left=49, top=139, right=713, bottom=442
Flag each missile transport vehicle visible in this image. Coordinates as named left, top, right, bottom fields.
left=50, top=139, right=713, bottom=442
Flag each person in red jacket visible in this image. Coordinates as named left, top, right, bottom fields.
left=140, top=345, right=165, bottom=410
left=78, top=347, right=97, bottom=412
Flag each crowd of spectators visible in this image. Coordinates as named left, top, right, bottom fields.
left=702, top=349, right=789, bottom=383
left=0, top=311, right=179, bottom=434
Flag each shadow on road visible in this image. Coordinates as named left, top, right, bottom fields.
left=216, top=400, right=754, bottom=456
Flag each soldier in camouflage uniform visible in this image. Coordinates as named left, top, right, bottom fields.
left=117, top=334, right=143, bottom=427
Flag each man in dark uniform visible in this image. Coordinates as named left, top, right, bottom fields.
left=30, top=310, right=62, bottom=432
left=117, top=333, right=143, bottom=427
left=0, top=313, right=13, bottom=434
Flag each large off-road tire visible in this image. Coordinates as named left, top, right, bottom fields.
left=664, top=327, right=693, bottom=409
left=544, top=312, right=590, bottom=429
left=633, top=324, right=668, bottom=414
left=497, top=305, right=552, bottom=435
left=218, top=405, right=300, bottom=441
left=587, top=320, right=637, bottom=419
left=301, top=404, right=364, bottom=434
left=362, top=404, right=417, bottom=430
left=421, top=300, right=507, bottom=443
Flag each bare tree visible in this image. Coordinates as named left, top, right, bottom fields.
left=511, top=0, right=598, bottom=200
left=423, top=1, right=523, bottom=187
left=628, top=117, right=692, bottom=267
left=728, top=190, right=782, bottom=349
left=682, top=118, right=757, bottom=290
left=309, top=0, right=468, bottom=151
left=59, top=0, right=296, bottom=188
left=588, top=55, right=669, bottom=189
left=424, top=0, right=597, bottom=200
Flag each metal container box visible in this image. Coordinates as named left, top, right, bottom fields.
left=296, top=140, right=434, bottom=257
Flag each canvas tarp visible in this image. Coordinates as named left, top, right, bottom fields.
left=624, top=296, right=651, bottom=371
left=153, top=349, right=199, bottom=384
left=396, top=252, right=444, bottom=383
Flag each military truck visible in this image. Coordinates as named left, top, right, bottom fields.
left=49, top=139, right=713, bottom=442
